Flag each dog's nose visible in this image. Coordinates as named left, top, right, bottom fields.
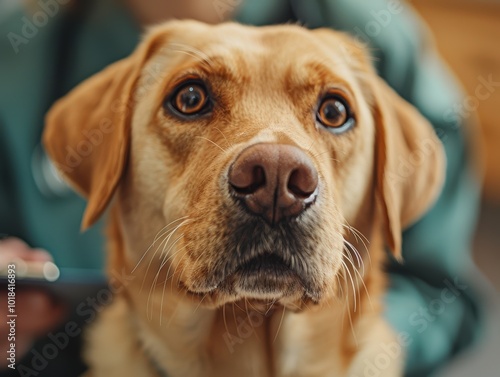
left=228, top=144, right=318, bottom=225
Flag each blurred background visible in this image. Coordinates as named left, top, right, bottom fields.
left=413, top=0, right=500, bottom=375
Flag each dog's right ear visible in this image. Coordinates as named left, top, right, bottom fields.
left=369, top=76, right=446, bottom=260
left=43, top=27, right=171, bottom=230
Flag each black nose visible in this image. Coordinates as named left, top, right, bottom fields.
left=228, top=144, right=318, bottom=225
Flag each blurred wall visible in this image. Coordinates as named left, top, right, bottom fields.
left=413, top=0, right=500, bottom=202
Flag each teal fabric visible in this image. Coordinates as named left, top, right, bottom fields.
left=0, top=0, right=482, bottom=375
left=0, top=7, right=104, bottom=269
left=0, top=1, right=139, bottom=268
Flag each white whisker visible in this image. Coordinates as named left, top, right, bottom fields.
left=273, top=306, right=286, bottom=344
left=132, top=216, right=189, bottom=273
left=196, top=136, right=227, bottom=153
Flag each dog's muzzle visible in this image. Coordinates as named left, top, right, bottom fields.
left=207, top=143, right=322, bottom=300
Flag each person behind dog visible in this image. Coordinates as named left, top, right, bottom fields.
left=0, top=0, right=483, bottom=376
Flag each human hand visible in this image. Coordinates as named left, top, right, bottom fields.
left=0, top=238, right=66, bottom=369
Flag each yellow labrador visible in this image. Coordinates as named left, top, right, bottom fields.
left=43, top=20, right=444, bottom=377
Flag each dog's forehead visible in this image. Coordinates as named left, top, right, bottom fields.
left=152, top=22, right=351, bottom=71
left=144, top=22, right=359, bottom=94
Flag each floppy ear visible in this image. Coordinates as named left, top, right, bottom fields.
left=370, top=76, right=445, bottom=259
left=43, top=28, right=168, bottom=230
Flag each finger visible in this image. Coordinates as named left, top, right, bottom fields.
left=0, top=237, right=31, bottom=258
left=28, top=248, right=52, bottom=262
left=0, top=238, right=52, bottom=264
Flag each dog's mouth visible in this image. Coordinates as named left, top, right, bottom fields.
left=230, top=253, right=302, bottom=299
left=237, top=253, right=290, bottom=275
left=185, top=251, right=317, bottom=306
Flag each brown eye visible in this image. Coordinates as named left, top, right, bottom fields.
left=169, top=82, right=210, bottom=116
left=317, top=96, right=354, bottom=133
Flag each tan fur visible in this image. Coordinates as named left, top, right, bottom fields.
left=44, top=21, right=444, bottom=377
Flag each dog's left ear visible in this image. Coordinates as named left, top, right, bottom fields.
left=43, top=27, right=169, bottom=230
left=370, top=76, right=445, bottom=259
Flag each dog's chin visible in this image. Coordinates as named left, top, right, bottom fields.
left=184, top=254, right=324, bottom=310
left=227, top=254, right=304, bottom=299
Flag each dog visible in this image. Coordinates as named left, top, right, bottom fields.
left=43, top=20, right=445, bottom=377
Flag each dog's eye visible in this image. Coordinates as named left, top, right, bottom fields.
left=317, top=96, right=354, bottom=133
left=168, top=82, right=210, bottom=116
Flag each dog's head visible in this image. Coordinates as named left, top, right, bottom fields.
left=44, top=21, right=444, bottom=310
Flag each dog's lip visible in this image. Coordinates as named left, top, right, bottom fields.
left=228, top=253, right=306, bottom=297
left=184, top=254, right=302, bottom=294
left=235, top=253, right=292, bottom=275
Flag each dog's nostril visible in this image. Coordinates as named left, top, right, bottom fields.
left=230, top=165, right=266, bottom=195
left=287, top=167, right=318, bottom=198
